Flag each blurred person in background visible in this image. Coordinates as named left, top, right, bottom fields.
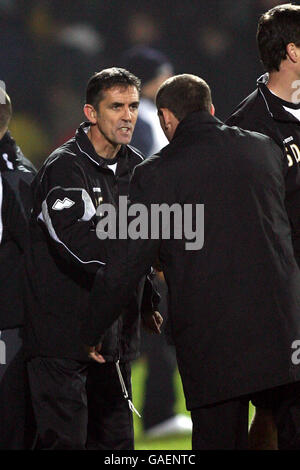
left=24, top=0, right=105, bottom=159
left=188, top=1, right=261, bottom=119
left=227, top=3, right=300, bottom=450
left=0, top=88, right=36, bottom=449
left=122, top=46, right=172, bottom=156
left=0, top=0, right=50, bottom=168
left=121, top=45, right=193, bottom=438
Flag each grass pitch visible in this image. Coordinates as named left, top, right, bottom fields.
left=132, top=357, right=255, bottom=450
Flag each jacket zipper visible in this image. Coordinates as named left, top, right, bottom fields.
left=115, top=315, right=141, bottom=418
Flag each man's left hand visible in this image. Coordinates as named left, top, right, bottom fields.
left=142, top=311, right=163, bottom=334
left=86, top=343, right=106, bottom=364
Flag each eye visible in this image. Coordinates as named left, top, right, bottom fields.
left=130, top=104, right=139, bottom=111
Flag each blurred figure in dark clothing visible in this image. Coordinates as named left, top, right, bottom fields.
left=0, top=89, right=36, bottom=449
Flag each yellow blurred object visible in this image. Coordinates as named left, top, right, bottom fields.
left=27, top=4, right=55, bottom=38
left=9, top=113, right=51, bottom=167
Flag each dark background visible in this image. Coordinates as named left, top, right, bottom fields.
left=1, top=0, right=299, bottom=166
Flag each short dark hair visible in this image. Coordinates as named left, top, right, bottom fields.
left=86, top=67, right=141, bottom=110
left=257, top=3, right=300, bottom=72
left=156, top=74, right=212, bottom=121
left=0, top=89, right=12, bottom=134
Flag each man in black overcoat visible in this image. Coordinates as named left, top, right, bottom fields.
left=81, top=74, right=300, bottom=449
left=226, top=3, right=300, bottom=449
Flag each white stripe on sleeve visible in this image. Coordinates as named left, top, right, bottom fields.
left=39, top=188, right=105, bottom=266
left=80, top=189, right=96, bottom=221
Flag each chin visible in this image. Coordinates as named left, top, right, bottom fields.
left=120, top=137, right=132, bottom=145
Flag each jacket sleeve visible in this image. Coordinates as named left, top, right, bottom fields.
left=227, top=111, right=286, bottom=154
left=140, top=268, right=161, bottom=317
left=227, top=111, right=300, bottom=263
left=0, top=174, right=33, bottom=329
left=81, top=163, right=162, bottom=345
left=226, top=112, right=289, bottom=179
left=37, top=157, right=107, bottom=273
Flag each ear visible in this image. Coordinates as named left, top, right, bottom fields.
left=158, top=107, right=179, bottom=141
left=286, top=43, right=299, bottom=64
left=158, top=108, right=175, bottom=131
left=83, top=104, right=97, bottom=124
left=210, top=103, right=215, bottom=116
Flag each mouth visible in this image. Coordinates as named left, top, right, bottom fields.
left=119, top=126, right=132, bottom=134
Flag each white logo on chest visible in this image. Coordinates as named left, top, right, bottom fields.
left=52, top=198, right=75, bottom=210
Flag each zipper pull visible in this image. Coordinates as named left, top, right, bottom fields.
left=116, top=360, right=141, bottom=418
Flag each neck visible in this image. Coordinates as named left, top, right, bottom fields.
left=87, top=126, right=120, bottom=159
left=267, top=67, right=299, bottom=103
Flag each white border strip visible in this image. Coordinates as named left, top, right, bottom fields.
left=0, top=174, right=3, bottom=244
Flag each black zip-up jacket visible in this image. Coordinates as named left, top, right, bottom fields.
left=226, top=73, right=300, bottom=264
left=24, top=122, right=153, bottom=362
left=0, top=132, right=36, bottom=330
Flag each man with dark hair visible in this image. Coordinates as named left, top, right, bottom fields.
left=85, top=67, right=142, bottom=109
left=257, top=3, right=300, bottom=74
left=24, top=67, right=161, bottom=450
left=0, top=88, right=36, bottom=449
left=82, top=73, right=300, bottom=449
left=227, top=3, right=300, bottom=450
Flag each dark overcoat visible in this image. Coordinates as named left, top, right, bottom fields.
left=82, top=111, right=300, bottom=410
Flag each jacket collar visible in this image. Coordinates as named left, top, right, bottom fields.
left=0, top=130, right=15, bottom=147
left=257, top=73, right=300, bottom=123
left=75, top=122, right=126, bottom=167
left=173, top=111, right=223, bottom=140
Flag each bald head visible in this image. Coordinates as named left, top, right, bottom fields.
left=0, top=89, right=12, bottom=139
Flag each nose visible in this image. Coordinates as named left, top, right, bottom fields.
left=122, top=106, right=132, bottom=121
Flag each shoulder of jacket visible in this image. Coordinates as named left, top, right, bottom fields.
left=133, top=152, right=163, bottom=179
left=37, top=141, right=83, bottom=184
left=0, top=142, right=36, bottom=177
left=126, top=144, right=145, bottom=162
left=231, top=125, right=278, bottom=151
left=226, top=88, right=263, bottom=124
left=44, top=140, right=79, bottom=169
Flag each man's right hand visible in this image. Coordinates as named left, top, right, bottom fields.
left=142, top=310, right=163, bottom=334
